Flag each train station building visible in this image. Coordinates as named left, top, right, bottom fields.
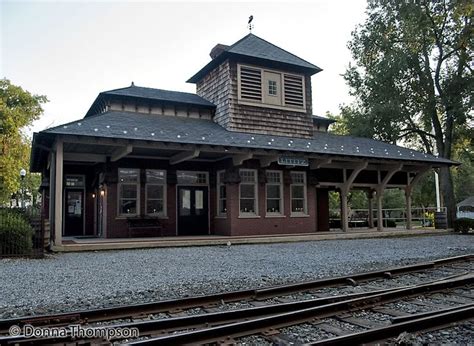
left=30, top=33, right=454, bottom=247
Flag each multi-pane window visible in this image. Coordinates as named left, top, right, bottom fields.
left=266, top=171, right=283, bottom=214
left=268, top=80, right=277, bottom=96
left=146, top=170, right=166, bottom=216
left=239, top=169, right=257, bottom=215
left=118, top=168, right=139, bottom=216
left=290, top=172, right=307, bottom=214
left=217, top=171, right=227, bottom=216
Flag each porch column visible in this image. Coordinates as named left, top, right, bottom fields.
left=340, top=190, right=349, bottom=232
left=375, top=164, right=403, bottom=231
left=367, top=190, right=374, bottom=229
left=376, top=190, right=383, bottom=231
left=54, top=139, right=63, bottom=246
left=340, top=161, right=368, bottom=232
left=405, top=188, right=412, bottom=230
left=404, top=167, right=431, bottom=230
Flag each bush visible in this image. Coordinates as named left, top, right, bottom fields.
left=0, top=209, right=34, bottom=255
left=454, top=218, right=474, bottom=234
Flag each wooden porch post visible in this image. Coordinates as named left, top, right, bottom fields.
left=340, top=161, right=368, bottom=232
left=404, top=167, right=431, bottom=230
left=340, top=190, right=349, bottom=232
left=54, top=139, right=63, bottom=246
left=367, top=190, right=374, bottom=229
left=375, top=164, right=403, bottom=231
left=376, top=191, right=383, bottom=231
left=405, top=188, right=412, bottom=230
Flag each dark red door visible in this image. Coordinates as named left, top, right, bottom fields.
left=178, top=186, right=209, bottom=235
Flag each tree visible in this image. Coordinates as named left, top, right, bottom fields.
left=0, top=79, right=48, bottom=204
left=342, top=0, right=473, bottom=226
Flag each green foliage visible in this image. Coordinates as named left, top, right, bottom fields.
left=452, top=129, right=474, bottom=203
left=340, top=1, right=473, bottom=225
left=343, top=1, right=473, bottom=154
left=0, top=79, right=47, bottom=204
left=453, top=218, right=474, bottom=234
left=0, top=209, right=34, bottom=255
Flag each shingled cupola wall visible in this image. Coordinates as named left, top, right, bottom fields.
left=188, top=34, right=322, bottom=139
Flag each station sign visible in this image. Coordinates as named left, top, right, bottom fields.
left=277, top=156, right=309, bottom=167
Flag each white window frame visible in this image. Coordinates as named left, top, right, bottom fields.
left=290, top=171, right=308, bottom=216
left=239, top=169, right=258, bottom=217
left=237, top=63, right=306, bottom=112
left=117, top=168, right=140, bottom=217
left=145, top=169, right=167, bottom=217
left=216, top=170, right=227, bottom=217
left=265, top=170, right=284, bottom=216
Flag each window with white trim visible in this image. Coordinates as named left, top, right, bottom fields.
left=118, top=168, right=139, bottom=216
left=146, top=170, right=166, bottom=216
left=238, top=64, right=305, bottom=111
left=290, top=172, right=307, bottom=214
left=239, top=169, right=257, bottom=215
left=217, top=170, right=227, bottom=216
left=266, top=171, right=283, bottom=215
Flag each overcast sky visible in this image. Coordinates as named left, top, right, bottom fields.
left=1, top=0, right=367, bottom=135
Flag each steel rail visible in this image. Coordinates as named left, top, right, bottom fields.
left=0, top=254, right=470, bottom=334
left=390, top=302, right=474, bottom=324
left=308, top=304, right=474, bottom=345
left=0, top=273, right=469, bottom=345
left=0, top=287, right=405, bottom=345
left=126, top=274, right=473, bottom=345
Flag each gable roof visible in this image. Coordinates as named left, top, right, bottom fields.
left=34, top=111, right=455, bottom=169
left=188, top=34, right=322, bottom=83
left=85, top=85, right=215, bottom=117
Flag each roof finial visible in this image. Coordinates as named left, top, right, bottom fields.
left=131, top=81, right=135, bottom=86
left=248, top=15, right=254, bottom=32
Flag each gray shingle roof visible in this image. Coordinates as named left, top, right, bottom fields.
left=104, top=85, right=215, bottom=107
left=85, top=85, right=215, bottom=117
left=188, top=34, right=322, bottom=83
left=42, top=111, right=453, bottom=165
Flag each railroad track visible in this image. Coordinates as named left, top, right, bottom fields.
left=0, top=254, right=472, bottom=345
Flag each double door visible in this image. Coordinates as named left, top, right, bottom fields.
left=177, top=186, right=208, bottom=235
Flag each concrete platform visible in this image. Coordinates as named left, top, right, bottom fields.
left=54, top=228, right=452, bottom=252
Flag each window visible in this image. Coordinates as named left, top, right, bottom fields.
left=238, top=64, right=305, bottom=111
left=268, top=80, right=277, bottom=96
left=146, top=170, right=166, bottom=216
left=266, top=171, right=283, bottom=215
left=177, top=171, right=208, bottom=185
left=118, top=168, right=139, bottom=216
left=217, top=170, right=227, bottom=217
left=290, top=172, right=307, bottom=215
left=239, top=169, right=257, bottom=215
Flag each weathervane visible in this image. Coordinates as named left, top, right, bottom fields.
left=248, top=15, right=254, bottom=32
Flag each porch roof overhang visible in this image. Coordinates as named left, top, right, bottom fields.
left=30, top=111, right=457, bottom=173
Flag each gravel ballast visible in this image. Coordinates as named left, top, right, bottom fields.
left=0, top=234, right=472, bottom=319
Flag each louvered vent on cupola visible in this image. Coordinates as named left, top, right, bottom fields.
left=284, top=75, right=304, bottom=108
left=239, top=66, right=262, bottom=102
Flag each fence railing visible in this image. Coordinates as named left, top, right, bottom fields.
left=0, top=206, right=45, bottom=258
left=329, top=207, right=447, bottom=229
